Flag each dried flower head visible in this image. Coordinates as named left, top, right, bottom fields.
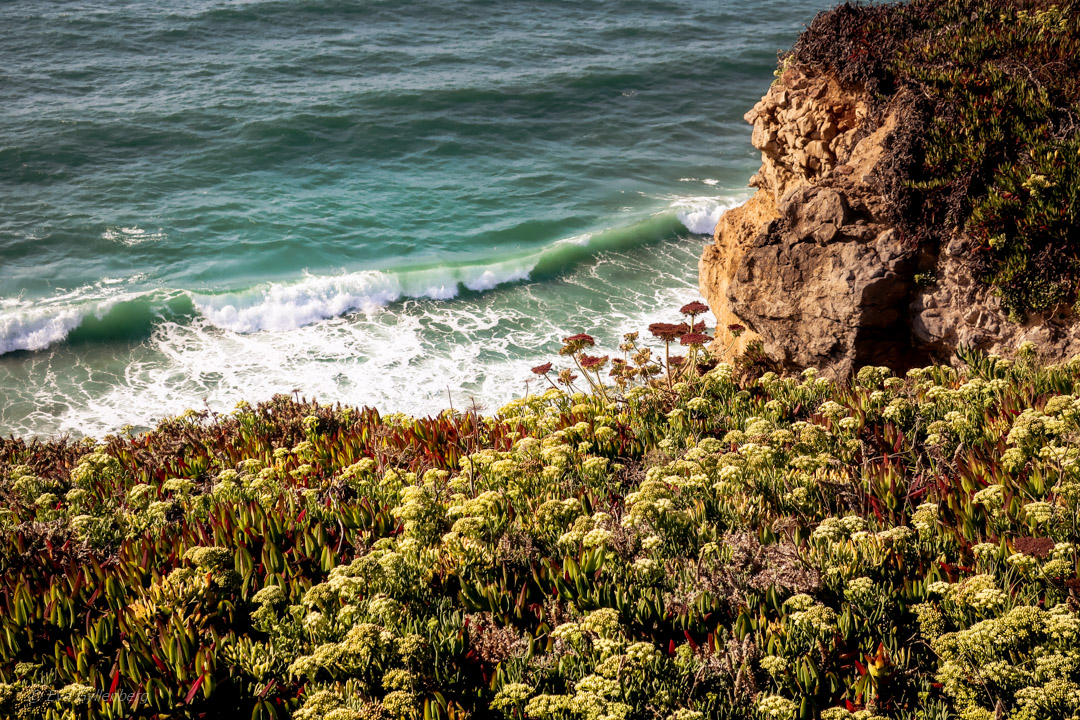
left=531, top=362, right=553, bottom=375
left=680, top=301, right=710, bottom=317
left=1013, top=536, right=1055, bottom=560
left=579, top=355, right=609, bottom=370
left=560, top=333, right=595, bottom=355
left=649, top=323, right=684, bottom=342
left=680, top=333, right=711, bottom=346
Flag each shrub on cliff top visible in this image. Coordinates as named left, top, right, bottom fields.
left=787, top=0, right=1080, bottom=320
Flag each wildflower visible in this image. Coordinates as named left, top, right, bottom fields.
left=876, top=526, right=915, bottom=546
left=383, top=691, right=417, bottom=717
left=912, top=502, right=939, bottom=532
left=491, top=683, right=534, bottom=711
left=972, top=543, right=999, bottom=563
left=162, top=477, right=195, bottom=494
left=1024, top=501, right=1055, bottom=525
left=927, top=581, right=953, bottom=597
left=184, top=545, right=232, bottom=570
left=680, top=333, right=710, bottom=346
left=551, top=622, right=584, bottom=645
left=582, top=608, right=622, bottom=638
left=253, top=585, right=286, bottom=606
left=667, top=711, right=703, bottom=720
left=1042, top=557, right=1073, bottom=579
left=838, top=416, right=859, bottom=431
left=972, top=485, right=1005, bottom=511
left=1013, top=536, right=1055, bottom=559
left=914, top=603, right=946, bottom=640
left=526, top=695, right=572, bottom=718
left=783, top=594, right=814, bottom=612
left=821, top=711, right=854, bottom=720
left=583, top=528, right=612, bottom=548
left=882, top=398, right=912, bottom=423
left=845, top=577, right=876, bottom=604
left=1006, top=552, right=1038, bottom=574
left=708, top=362, right=734, bottom=383
left=757, top=695, right=798, bottom=719
left=818, top=400, right=847, bottom=420
left=57, top=683, right=96, bottom=707
left=953, top=574, right=1007, bottom=613
left=34, top=492, right=58, bottom=508
left=760, top=655, right=790, bottom=678
left=791, top=603, right=837, bottom=634
left=532, top=362, right=553, bottom=375
left=633, top=557, right=660, bottom=577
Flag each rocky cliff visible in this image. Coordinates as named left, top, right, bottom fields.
left=700, top=59, right=1080, bottom=377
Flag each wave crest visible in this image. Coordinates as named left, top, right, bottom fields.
left=0, top=307, right=86, bottom=355
left=0, top=196, right=739, bottom=353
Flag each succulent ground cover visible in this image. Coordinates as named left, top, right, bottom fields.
left=786, top=0, right=1080, bottom=320
left=3, top=305, right=1080, bottom=719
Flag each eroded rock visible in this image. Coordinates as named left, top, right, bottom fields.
left=699, top=64, right=1080, bottom=377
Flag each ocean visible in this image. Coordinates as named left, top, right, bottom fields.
left=0, top=0, right=837, bottom=437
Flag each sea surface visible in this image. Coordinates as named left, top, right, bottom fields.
left=0, top=0, right=837, bottom=437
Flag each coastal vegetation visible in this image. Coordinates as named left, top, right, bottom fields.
left=4, top=301, right=1080, bottom=719
left=786, top=0, right=1080, bottom=320
left=5, top=1, right=1080, bottom=719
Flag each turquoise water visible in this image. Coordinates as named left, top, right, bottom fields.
left=0, top=0, right=836, bottom=437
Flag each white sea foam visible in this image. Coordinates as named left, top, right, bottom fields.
left=672, top=194, right=747, bottom=235
left=1, top=199, right=746, bottom=357
left=189, top=259, right=539, bottom=334
left=102, top=226, right=167, bottom=246
left=1, top=237, right=713, bottom=438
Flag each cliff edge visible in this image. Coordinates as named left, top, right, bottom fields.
left=701, top=0, right=1080, bottom=377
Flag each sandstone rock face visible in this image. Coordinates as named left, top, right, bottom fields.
left=911, top=237, right=1080, bottom=363
left=699, top=65, right=1080, bottom=377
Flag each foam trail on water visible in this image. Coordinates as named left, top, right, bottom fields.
left=0, top=197, right=740, bottom=357
left=178, top=218, right=680, bottom=334
left=101, top=226, right=167, bottom=246
left=0, top=219, right=654, bottom=353
left=190, top=271, right=405, bottom=334
left=1, top=236, right=713, bottom=438
left=188, top=260, right=538, bottom=334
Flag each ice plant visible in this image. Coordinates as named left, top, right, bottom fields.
left=3, top=305, right=1080, bottom=720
